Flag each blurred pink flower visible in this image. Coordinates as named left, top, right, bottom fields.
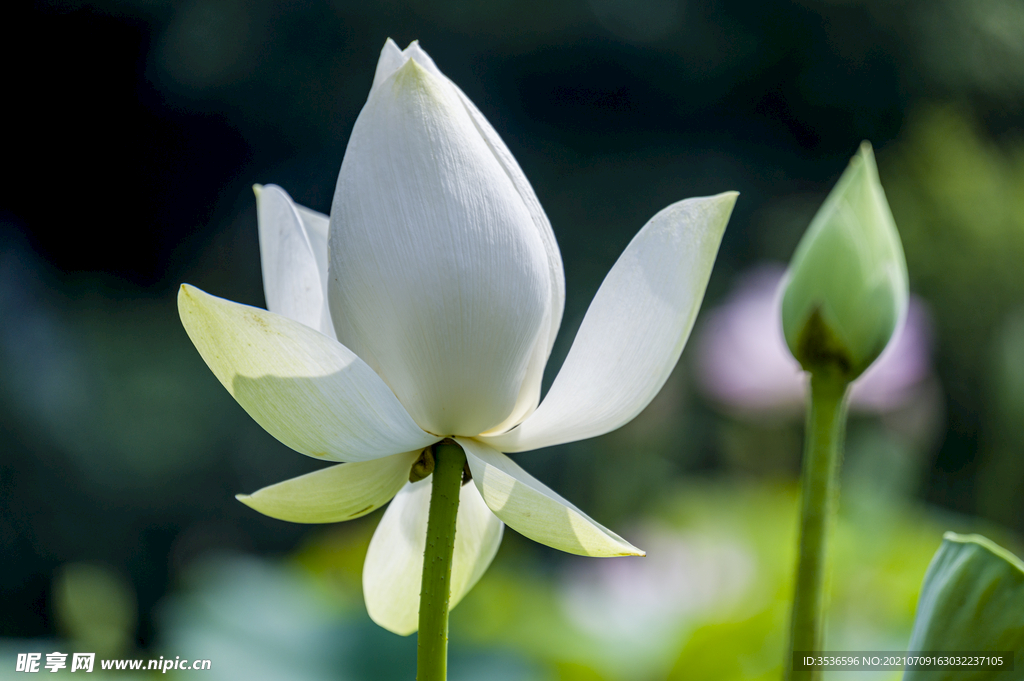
left=694, top=264, right=933, bottom=415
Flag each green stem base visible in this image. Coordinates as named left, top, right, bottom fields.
left=417, top=441, right=466, bottom=681
left=786, top=373, right=849, bottom=681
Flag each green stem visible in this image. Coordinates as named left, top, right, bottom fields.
left=417, top=441, right=466, bottom=681
left=786, top=372, right=849, bottom=681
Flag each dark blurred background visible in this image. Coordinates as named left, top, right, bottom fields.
left=3, top=0, right=1023, bottom=678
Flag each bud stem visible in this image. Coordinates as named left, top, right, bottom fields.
left=786, top=372, right=849, bottom=681
left=417, top=441, right=466, bottom=681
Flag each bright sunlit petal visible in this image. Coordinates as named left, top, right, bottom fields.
left=236, top=450, right=420, bottom=523
left=457, top=438, right=644, bottom=557
left=178, top=285, right=437, bottom=462
left=369, top=40, right=566, bottom=436
left=483, top=192, right=736, bottom=453
left=329, top=56, right=550, bottom=437
left=363, top=476, right=504, bottom=635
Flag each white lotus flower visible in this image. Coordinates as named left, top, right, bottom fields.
left=178, top=39, right=736, bottom=636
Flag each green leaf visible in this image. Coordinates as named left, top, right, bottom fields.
left=903, top=532, right=1024, bottom=681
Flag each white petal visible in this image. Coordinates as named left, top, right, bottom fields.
left=178, top=285, right=437, bottom=461
left=450, top=80, right=564, bottom=434
left=236, top=451, right=420, bottom=523
left=329, top=56, right=550, bottom=437
left=362, top=476, right=504, bottom=635
left=366, top=40, right=566, bottom=435
left=449, top=76, right=565, bottom=430
left=457, top=438, right=643, bottom=557
left=255, top=184, right=335, bottom=338
left=480, top=329, right=549, bottom=436
left=370, top=40, right=446, bottom=89
left=484, top=192, right=736, bottom=452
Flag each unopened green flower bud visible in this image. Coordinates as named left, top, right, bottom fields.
left=782, top=142, right=908, bottom=381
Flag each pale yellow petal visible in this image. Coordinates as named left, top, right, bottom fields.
left=236, top=451, right=420, bottom=523
left=178, top=285, right=437, bottom=462
left=458, top=438, right=643, bottom=557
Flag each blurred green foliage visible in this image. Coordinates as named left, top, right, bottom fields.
left=53, top=563, right=136, bottom=658
left=882, top=106, right=1024, bottom=523
left=885, top=107, right=1024, bottom=403
left=977, top=311, right=1024, bottom=526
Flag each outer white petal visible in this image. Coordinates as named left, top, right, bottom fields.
left=178, top=285, right=437, bottom=462
left=236, top=450, right=420, bottom=523
left=330, top=57, right=550, bottom=437
left=362, top=476, right=504, bottom=635
left=368, top=40, right=565, bottom=435
left=484, top=192, right=737, bottom=453
left=255, top=184, right=335, bottom=338
left=457, top=438, right=643, bottom=557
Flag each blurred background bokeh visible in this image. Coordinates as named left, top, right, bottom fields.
left=3, top=0, right=1024, bottom=678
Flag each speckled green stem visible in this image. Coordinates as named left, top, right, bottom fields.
left=417, top=441, right=465, bottom=681
left=786, top=372, right=849, bottom=681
